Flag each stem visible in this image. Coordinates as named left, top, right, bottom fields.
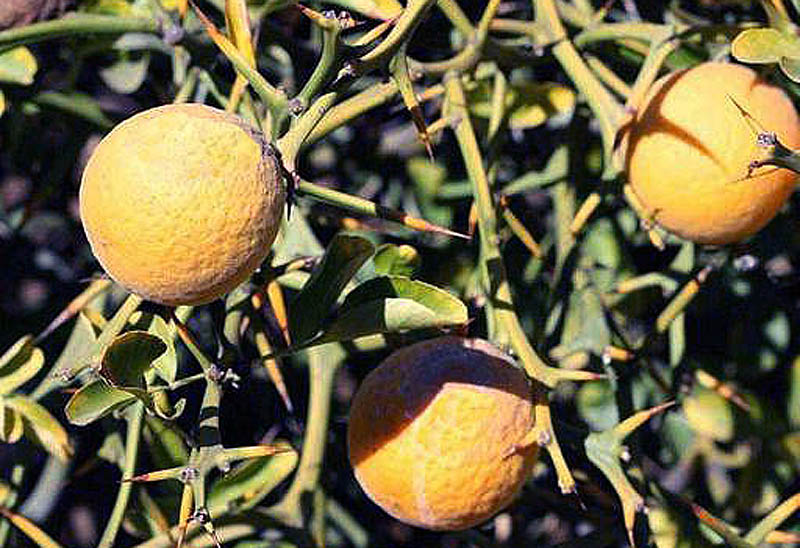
left=0, top=14, right=159, bottom=52
left=97, top=402, right=145, bottom=548
left=32, top=293, right=143, bottom=400
left=277, top=92, right=340, bottom=167
left=353, top=0, right=436, bottom=73
left=268, top=344, right=342, bottom=528
left=443, top=74, right=597, bottom=387
left=413, top=0, right=502, bottom=75
left=294, top=23, right=342, bottom=112
left=534, top=0, right=625, bottom=161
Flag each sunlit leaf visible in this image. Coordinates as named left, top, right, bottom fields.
left=779, top=55, right=800, bottom=82
left=64, top=380, right=137, bottom=426
left=0, top=336, right=44, bottom=395
left=99, top=53, right=150, bottom=94
left=731, top=28, right=800, bottom=63
left=373, top=244, right=421, bottom=277
left=4, top=394, right=72, bottom=461
left=314, top=276, right=468, bottom=343
left=0, top=46, right=36, bottom=85
left=468, top=81, right=576, bottom=130
left=0, top=406, right=24, bottom=443
left=683, top=386, right=734, bottom=442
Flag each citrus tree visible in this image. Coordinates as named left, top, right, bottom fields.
left=0, top=0, right=798, bottom=547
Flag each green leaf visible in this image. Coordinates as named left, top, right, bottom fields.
left=315, top=276, right=468, bottom=343
left=467, top=81, right=576, bottom=130
left=0, top=47, right=37, bottom=85
left=32, top=91, right=114, bottom=129
left=208, top=449, right=299, bottom=514
left=289, top=234, right=375, bottom=344
left=100, top=331, right=167, bottom=389
left=790, top=357, right=800, bottom=428
left=128, top=312, right=178, bottom=383
left=779, top=55, right=800, bottom=83
left=52, top=313, right=98, bottom=378
left=372, top=244, right=421, bottom=277
left=64, top=380, right=137, bottom=426
left=97, top=431, right=126, bottom=469
left=731, top=28, right=800, bottom=64
left=0, top=336, right=44, bottom=395
left=99, top=53, right=150, bottom=94
left=4, top=394, right=72, bottom=461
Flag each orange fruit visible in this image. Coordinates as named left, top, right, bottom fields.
left=625, top=61, right=800, bottom=245
left=79, top=103, right=285, bottom=306
left=347, top=336, right=537, bottom=531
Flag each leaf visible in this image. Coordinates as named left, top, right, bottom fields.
left=779, top=55, right=800, bottom=82
left=208, top=449, right=299, bottom=514
left=99, top=53, right=150, bottom=94
left=790, top=357, right=800, bottom=428
left=468, top=81, right=576, bottom=130
left=0, top=336, right=44, bottom=395
left=52, top=313, right=98, bottom=379
left=0, top=406, right=24, bottom=443
left=100, top=331, right=167, bottom=389
left=731, top=28, right=800, bottom=64
left=97, top=431, right=126, bottom=468
left=4, top=394, right=72, bottom=461
left=289, top=234, right=375, bottom=344
left=683, top=386, right=734, bottom=442
left=0, top=47, right=37, bottom=85
left=372, top=244, right=421, bottom=277
left=129, top=312, right=178, bottom=383
left=315, top=276, right=468, bottom=343
left=32, top=91, right=114, bottom=129
left=64, top=380, right=137, bottom=426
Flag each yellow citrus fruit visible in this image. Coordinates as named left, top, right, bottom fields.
left=347, top=336, right=538, bottom=531
left=79, top=103, right=285, bottom=306
left=625, top=61, right=800, bottom=245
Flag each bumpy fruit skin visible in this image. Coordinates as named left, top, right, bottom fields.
left=625, top=62, right=800, bottom=245
left=79, top=103, right=285, bottom=306
left=347, top=336, right=537, bottom=531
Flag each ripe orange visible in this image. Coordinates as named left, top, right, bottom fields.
left=347, top=336, right=538, bottom=531
left=625, top=62, right=800, bottom=245
left=79, top=103, right=285, bottom=306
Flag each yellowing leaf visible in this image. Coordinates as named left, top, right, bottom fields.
left=683, top=387, right=734, bottom=442
left=468, top=81, right=576, bottom=130
left=0, top=47, right=37, bottom=85
left=732, top=28, right=800, bottom=63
